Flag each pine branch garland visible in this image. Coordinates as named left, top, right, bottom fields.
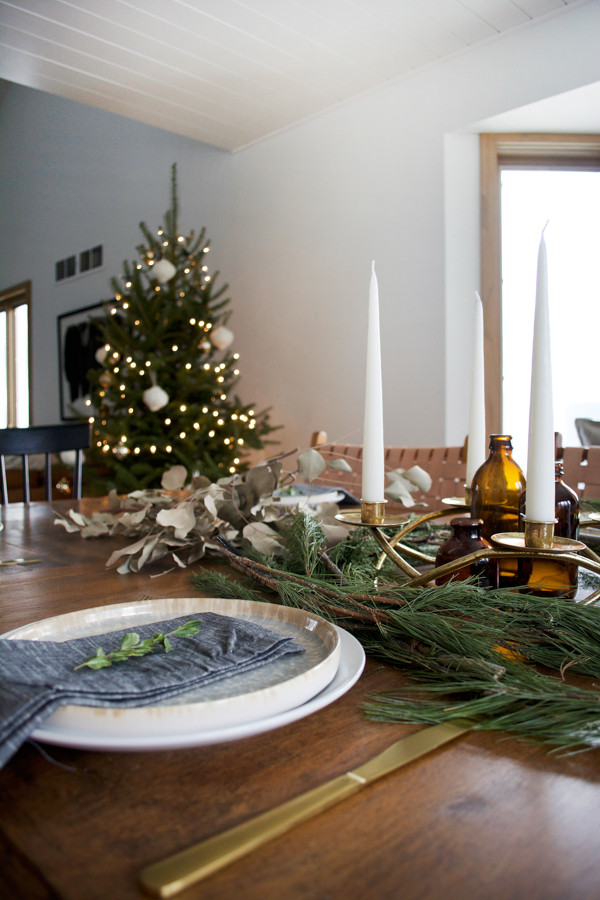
left=190, top=511, right=600, bottom=753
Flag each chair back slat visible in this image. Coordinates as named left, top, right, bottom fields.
left=579, top=447, right=600, bottom=499
left=0, top=424, right=91, bottom=504
left=0, top=424, right=91, bottom=455
left=562, top=447, right=587, bottom=496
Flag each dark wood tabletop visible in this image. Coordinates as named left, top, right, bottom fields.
left=2, top=499, right=600, bottom=900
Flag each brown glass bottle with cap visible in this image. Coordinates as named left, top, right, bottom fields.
left=517, top=461, right=580, bottom=597
left=435, top=518, right=498, bottom=588
left=470, top=434, right=525, bottom=587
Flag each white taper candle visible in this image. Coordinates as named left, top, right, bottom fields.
left=466, top=292, right=487, bottom=491
left=525, top=230, right=555, bottom=522
left=362, top=261, right=385, bottom=501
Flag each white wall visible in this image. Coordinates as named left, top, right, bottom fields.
left=227, top=0, right=600, bottom=457
left=0, top=83, right=232, bottom=426
left=2, top=0, right=600, bottom=462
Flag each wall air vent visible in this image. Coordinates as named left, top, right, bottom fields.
left=56, top=245, right=103, bottom=282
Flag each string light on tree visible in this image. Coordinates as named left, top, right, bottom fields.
left=85, top=163, right=277, bottom=491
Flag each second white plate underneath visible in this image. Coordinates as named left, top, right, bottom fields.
left=31, top=627, right=365, bottom=752
left=4, top=596, right=341, bottom=738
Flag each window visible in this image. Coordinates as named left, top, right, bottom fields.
left=0, top=281, right=31, bottom=428
left=480, top=134, right=600, bottom=449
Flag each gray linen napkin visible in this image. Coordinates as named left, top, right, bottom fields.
left=0, top=612, right=304, bottom=768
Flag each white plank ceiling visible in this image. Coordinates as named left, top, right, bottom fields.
left=0, top=0, right=586, bottom=151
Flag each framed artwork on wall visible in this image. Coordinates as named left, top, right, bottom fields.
left=57, top=302, right=106, bottom=421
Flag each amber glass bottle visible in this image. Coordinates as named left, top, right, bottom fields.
left=470, top=435, right=525, bottom=587
left=435, top=518, right=498, bottom=588
left=517, top=461, right=580, bottom=597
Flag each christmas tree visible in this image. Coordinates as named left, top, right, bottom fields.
left=86, top=165, right=278, bottom=492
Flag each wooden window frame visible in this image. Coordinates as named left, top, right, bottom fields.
left=480, top=133, right=600, bottom=435
left=0, top=280, right=32, bottom=427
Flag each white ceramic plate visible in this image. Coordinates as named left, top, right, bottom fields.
left=3, top=597, right=356, bottom=747
left=28, top=627, right=364, bottom=751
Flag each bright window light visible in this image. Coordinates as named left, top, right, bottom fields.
left=501, top=169, right=600, bottom=466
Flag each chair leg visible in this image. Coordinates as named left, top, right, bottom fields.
left=0, top=456, right=7, bottom=505
left=45, top=452, right=52, bottom=502
left=22, top=454, right=30, bottom=503
left=74, top=449, right=83, bottom=500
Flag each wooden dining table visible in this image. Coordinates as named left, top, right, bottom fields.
left=2, top=497, right=600, bottom=900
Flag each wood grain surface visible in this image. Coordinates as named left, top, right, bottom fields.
left=2, top=499, right=600, bottom=900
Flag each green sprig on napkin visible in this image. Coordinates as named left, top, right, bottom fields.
left=74, top=620, right=202, bottom=670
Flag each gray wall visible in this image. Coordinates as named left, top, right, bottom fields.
left=0, top=82, right=232, bottom=427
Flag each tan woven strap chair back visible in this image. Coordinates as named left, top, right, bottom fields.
left=312, top=443, right=468, bottom=509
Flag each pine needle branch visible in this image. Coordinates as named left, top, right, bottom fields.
left=190, top=512, right=600, bottom=753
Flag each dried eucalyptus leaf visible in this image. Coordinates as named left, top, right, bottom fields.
left=403, top=465, right=433, bottom=493
left=117, top=557, right=132, bottom=575
left=195, top=512, right=215, bottom=534
left=187, top=542, right=206, bottom=564
left=267, top=461, right=283, bottom=484
left=233, top=482, right=255, bottom=516
left=214, top=500, right=245, bottom=531
left=327, top=458, right=353, bottom=473
left=297, top=449, right=326, bottom=483
left=106, top=534, right=152, bottom=568
left=385, top=478, right=416, bottom=507
left=156, top=504, right=196, bottom=539
left=137, top=534, right=161, bottom=570
left=80, top=522, right=110, bottom=538
left=150, top=543, right=170, bottom=562
left=91, top=512, right=119, bottom=525
left=119, top=507, right=149, bottom=527
left=242, top=522, right=284, bottom=555
left=259, top=505, right=280, bottom=523
left=204, top=494, right=218, bottom=518
left=191, top=475, right=211, bottom=491
left=69, top=510, right=89, bottom=527
left=245, top=465, right=277, bottom=499
left=161, top=465, right=188, bottom=491
left=387, top=469, right=416, bottom=491
left=54, top=517, right=80, bottom=534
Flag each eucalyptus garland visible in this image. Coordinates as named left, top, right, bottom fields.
left=191, top=510, right=600, bottom=754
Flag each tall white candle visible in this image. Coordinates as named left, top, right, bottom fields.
left=362, top=261, right=385, bottom=501
left=466, top=292, right=487, bottom=491
left=525, top=230, right=555, bottom=522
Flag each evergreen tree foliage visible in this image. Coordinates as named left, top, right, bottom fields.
left=86, top=165, right=278, bottom=491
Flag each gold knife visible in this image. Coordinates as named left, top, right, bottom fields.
left=139, top=719, right=473, bottom=898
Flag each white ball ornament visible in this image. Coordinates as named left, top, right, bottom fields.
left=210, top=325, right=234, bottom=351
left=95, top=346, right=107, bottom=365
left=152, top=258, right=177, bottom=284
left=143, top=384, right=170, bottom=412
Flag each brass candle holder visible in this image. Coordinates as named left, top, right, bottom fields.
left=336, top=505, right=600, bottom=603
left=335, top=501, right=421, bottom=579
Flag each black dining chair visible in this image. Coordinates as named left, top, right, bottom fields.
left=0, top=423, right=92, bottom=504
